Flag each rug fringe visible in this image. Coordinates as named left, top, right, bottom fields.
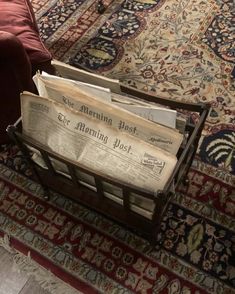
left=0, top=234, right=14, bottom=253
left=0, top=234, right=81, bottom=294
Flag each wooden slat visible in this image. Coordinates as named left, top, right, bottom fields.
left=94, top=177, right=104, bottom=197
left=123, top=188, right=130, bottom=210
left=40, top=151, right=56, bottom=176
left=67, top=164, right=80, bottom=188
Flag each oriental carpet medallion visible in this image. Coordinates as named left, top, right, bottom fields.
left=0, top=0, right=235, bottom=293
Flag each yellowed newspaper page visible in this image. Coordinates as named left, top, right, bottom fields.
left=51, top=59, right=122, bottom=94
left=34, top=73, right=183, bottom=154
left=33, top=72, right=112, bottom=103
left=21, top=92, right=177, bottom=194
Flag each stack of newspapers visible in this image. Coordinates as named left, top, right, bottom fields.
left=20, top=60, right=185, bottom=218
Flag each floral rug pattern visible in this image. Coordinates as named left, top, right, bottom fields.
left=34, top=0, right=235, bottom=173
left=69, top=0, right=235, bottom=174
left=0, top=0, right=234, bottom=293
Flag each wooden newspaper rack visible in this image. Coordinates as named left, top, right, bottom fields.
left=7, top=85, right=210, bottom=244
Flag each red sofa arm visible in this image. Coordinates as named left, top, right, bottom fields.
left=0, top=31, right=35, bottom=144
left=0, top=31, right=35, bottom=91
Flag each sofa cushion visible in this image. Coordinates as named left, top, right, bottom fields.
left=0, top=0, right=52, bottom=66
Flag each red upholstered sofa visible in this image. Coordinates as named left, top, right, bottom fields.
left=0, top=0, right=55, bottom=144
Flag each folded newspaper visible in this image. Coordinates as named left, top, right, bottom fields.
left=33, top=72, right=183, bottom=154
left=20, top=91, right=178, bottom=194
left=51, top=60, right=187, bottom=133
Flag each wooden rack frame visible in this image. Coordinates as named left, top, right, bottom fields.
left=7, top=85, right=210, bottom=244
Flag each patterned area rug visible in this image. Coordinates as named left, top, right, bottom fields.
left=0, top=0, right=234, bottom=293
left=34, top=0, right=235, bottom=173
left=0, top=159, right=234, bottom=293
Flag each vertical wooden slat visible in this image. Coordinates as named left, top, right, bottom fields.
left=67, top=164, right=80, bottom=187
left=40, top=150, right=56, bottom=176
left=94, top=177, right=104, bottom=197
left=123, top=188, right=130, bottom=210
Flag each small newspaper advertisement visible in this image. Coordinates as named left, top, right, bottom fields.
left=33, top=72, right=183, bottom=155
left=20, top=92, right=177, bottom=194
